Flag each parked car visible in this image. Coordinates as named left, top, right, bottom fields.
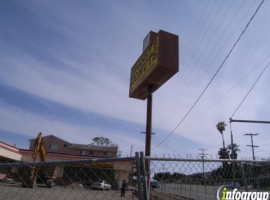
left=150, top=181, right=160, bottom=189
left=91, top=180, right=111, bottom=190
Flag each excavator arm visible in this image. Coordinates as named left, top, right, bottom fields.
left=22, top=132, right=47, bottom=188
left=32, top=132, right=46, bottom=162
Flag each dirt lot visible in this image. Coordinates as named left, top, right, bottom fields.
left=0, top=182, right=135, bottom=200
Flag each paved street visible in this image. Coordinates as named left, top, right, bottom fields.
left=157, top=183, right=221, bottom=200
left=157, top=183, right=270, bottom=200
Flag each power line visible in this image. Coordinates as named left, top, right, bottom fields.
left=155, top=0, right=258, bottom=129
left=155, top=0, right=254, bottom=126
left=153, top=0, right=265, bottom=150
left=154, top=0, right=220, bottom=124
left=231, top=59, right=270, bottom=118
left=181, top=54, right=270, bottom=130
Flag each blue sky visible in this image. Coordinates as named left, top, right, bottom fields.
left=1, top=0, right=270, bottom=159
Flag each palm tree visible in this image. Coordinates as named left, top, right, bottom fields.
left=218, top=147, right=230, bottom=159
left=227, top=143, right=240, bottom=159
left=216, top=122, right=227, bottom=149
left=218, top=147, right=230, bottom=178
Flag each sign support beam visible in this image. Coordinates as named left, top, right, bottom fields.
left=230, top=118, right=270, bottom=124
left=145, top=85, right=153, bottom=195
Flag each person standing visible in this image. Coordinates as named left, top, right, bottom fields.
left=121, top=179, right=127, bottom=197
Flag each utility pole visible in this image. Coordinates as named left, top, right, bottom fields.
left=161, top=163, right=167, bottom=192
left=198, top=149, right=207, bottom=180
left=244, top=133, right=259, bottom=160
left=162, top=163, right=166, bottom=173
left=199, top=148, right=208, bottom=159
left=130, top=145, right=133, bottom=157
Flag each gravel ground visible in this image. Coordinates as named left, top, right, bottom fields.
left=0, top=183, right=135, bottom=200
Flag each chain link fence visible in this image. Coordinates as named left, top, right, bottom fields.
left=1, top=153, right=270, bottom=200
left=0, top=157, right=139, bottom=200
left=149, top=157, right=270, bottom=200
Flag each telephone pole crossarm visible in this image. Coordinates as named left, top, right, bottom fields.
left=244, top=133, right=259, bottom=161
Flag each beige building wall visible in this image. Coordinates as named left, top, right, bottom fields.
left=114, top=162, right=135, bottom=184
left=115, top=170, right=130, bottom=182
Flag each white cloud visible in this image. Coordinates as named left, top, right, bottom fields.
left=1, top=0, right=270, bottom=158
left=1, top=37, right=270, bottom=158
left=0, top=52, right=146, bottom=124
left=0, top=100, right=147, bottom=155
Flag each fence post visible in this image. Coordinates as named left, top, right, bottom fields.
left=136, top=152, right=143, bottom=200
left=140, top=152, right=149, bottom=200
left=240, top=162, right=248, bottom=191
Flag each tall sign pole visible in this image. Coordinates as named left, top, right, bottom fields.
left=145, top=85, right=153, bottom=193
left=145, top=85, right=153, bottom=157
left=129, top=30, right=179, bottom=199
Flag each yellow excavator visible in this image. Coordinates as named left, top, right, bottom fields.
left=22, top=132, right=47, bottom=188
left=32, top=132, right=46, bottom=162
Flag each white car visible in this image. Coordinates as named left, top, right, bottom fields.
left=91, top=180, right=111, bottom=190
